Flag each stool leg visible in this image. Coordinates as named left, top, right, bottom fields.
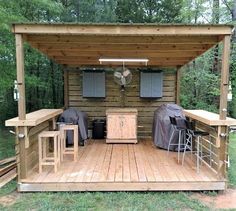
left=74, top=128, right=78, bottom=161
left=61, top=130, right=65, bottom=162
left=177, top=130, right=181, bottom=163
left=57, top=135, right=61, bottom=167
left=39, top=137, right=42, bottom=173
left=54, top=137, right=57, bottom=173
left=42, top=137, right=47, bottom=159
left=167, top=129, right=175, bottom=155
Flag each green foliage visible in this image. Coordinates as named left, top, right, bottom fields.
left=228, top=133, right=236, bottom=187
left=0, top=128, right=15, bottom=160
left=180, top=51, right=220, bottom=112
left=229, top=43, right=236, bottom=118
left=115, top=0, right=183, bottom=23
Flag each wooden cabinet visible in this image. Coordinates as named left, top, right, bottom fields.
left=106, top=108, right=138, bottom=143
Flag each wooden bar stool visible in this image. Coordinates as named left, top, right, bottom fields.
left=38, top=131, right=61, bottom=173
left=60, top=125, right=79, bottom=161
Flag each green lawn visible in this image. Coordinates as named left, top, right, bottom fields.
left=0, top=182, right=209, bottom=211
left=1, top=130, right=236, bottom=210
left=228, top=133, right=236, bottom=187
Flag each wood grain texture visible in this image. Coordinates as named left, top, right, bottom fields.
left=19, top=139, right=225, bottom=192
left=68, top=70, right=176, bottom=137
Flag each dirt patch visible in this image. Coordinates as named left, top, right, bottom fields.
left=191, top=189, right=236, bottom=209
left=0, top=192, right=19, bottom=207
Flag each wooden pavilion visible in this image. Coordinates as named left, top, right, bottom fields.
left=5, top=23, right=236, bottom=192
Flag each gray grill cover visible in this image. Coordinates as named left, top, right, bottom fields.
left=152, top=104, right=185, bottom=150
left=59, top=108, right=88, bottom=144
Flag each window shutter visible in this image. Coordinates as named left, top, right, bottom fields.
left=83, top=71, right=105, bottom=98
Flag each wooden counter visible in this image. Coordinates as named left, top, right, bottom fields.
left=5, top=109, right=63, bottom=127
left=106, top=108, right=138, bottom=143
left=184, top=109, right=236, bottom=126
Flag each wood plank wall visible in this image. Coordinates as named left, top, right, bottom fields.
left=68, top=69, right=176, bottom=137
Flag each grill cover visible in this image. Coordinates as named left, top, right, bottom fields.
left=152, top=104, right=185, bottom=150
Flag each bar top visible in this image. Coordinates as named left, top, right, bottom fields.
left=184, top=109, right=236, bottom=126
left=5, top=109, right=63, bottom=127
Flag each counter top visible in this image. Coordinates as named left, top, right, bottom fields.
left=5, top=109, right=63, bottom=127
left=184, top=110, right=236, bottom=126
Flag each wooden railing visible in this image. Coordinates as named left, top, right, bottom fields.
left=184, top=109, right=236, bottom=179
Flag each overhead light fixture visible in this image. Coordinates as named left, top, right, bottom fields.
left=99, top=58, right=149, bottom=65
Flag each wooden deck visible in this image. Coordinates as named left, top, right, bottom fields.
left=19, top=139, right=226, bottom=192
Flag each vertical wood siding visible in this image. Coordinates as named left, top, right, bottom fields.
left=68, top=69, right=176, bottom=137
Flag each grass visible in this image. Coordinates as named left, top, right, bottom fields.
left=0, top=182, right=209, bottom=211
left=1, top=129, right=236, bottom=210
left=228, top=133, right=236, bottom=187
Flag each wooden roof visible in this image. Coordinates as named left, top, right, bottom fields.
left=12, top=23, right=233, bottom=68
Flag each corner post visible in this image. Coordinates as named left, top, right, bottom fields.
left=15, top=34, right=27, bottom=180
left=176, top=66, right=181, bottom=105
left=218, top=35, right=231, bottom=182
left=219, top=35, right=231, bottom=120
left=15, top=34, right=26, bottom=119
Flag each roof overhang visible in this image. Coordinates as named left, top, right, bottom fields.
left=12, top=23, right=234, bottom=68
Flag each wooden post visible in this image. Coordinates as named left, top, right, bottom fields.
left=15, top=34, right=26, bottom=120
left=176, top=67, right=181, bottom=105
left=217, top=125, right=228, bottom=179
left=15, top=34, right=27, bottom=179
left=219, top=35, right=231, bottom=120
left=63, top=68, right=69, bottom=109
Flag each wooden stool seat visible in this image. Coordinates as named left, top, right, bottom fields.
left=38, top=131, right=61, bottom=173
left=60, top=125, right=79, bottom=161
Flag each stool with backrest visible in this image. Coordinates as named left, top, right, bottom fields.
left=38, top=131, right=61, bottom=173
left=60, top=124, right=79, bottom=162
left=182, top=119, right=210, bottom=173
left=167, top=116, right=186, bottom=163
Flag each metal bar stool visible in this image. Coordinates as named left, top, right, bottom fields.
left=167, top=116, right=186, bottom=163
left=60, top=124, right=79, bottom=162
left=182, top=120, right=210, bottom=173
left=38, top=131, right=61, bottom=173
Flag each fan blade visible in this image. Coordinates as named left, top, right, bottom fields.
left=114, top=71, right=122, bottom=78
left=123, top=69, right=131, bottom=77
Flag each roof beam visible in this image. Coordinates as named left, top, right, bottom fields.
left=43, top=50, right=202, bottom=58
left=13, top=24, right=233, bottom=35
left=53, top=56, right=193, bottom=61
left=25, top=35, right=220, bottom=44
left=31, top=43, right=214, bottom=52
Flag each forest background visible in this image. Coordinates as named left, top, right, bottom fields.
left=0, top=0, right=236, bottom=126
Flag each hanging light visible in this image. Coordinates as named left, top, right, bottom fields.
left=99, top=58, right=149, bottom=65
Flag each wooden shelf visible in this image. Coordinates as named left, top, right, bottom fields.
left=5, top=109, right=63, bottom=127
left=184, top=109, right=236, bottom=126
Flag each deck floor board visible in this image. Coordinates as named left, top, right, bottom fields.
left=20, top=139, right=223, bottom=191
